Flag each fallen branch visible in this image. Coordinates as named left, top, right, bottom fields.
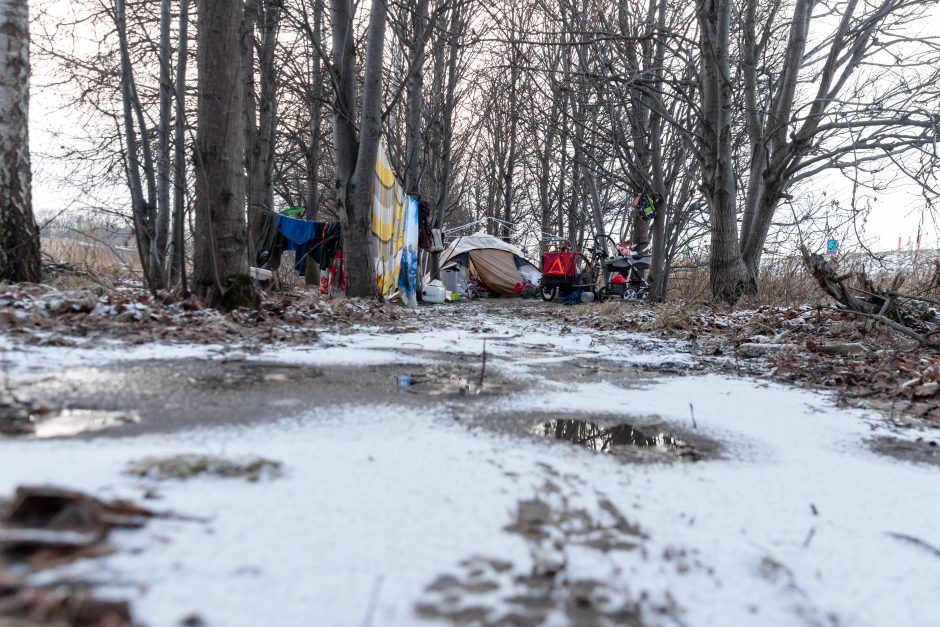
left=802, top=245, right=938, bottom=350
left=844, top=309, right=938, bottom=349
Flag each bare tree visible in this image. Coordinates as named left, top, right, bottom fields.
left=155, top=0, right=173, bottom=278
left=193, top=0, right=255, bottom=308
left=700, top=0, right=940, bottom=302
left=697, top=0, right=749, bottom=302
left=244, top=0, right=282, bottom=270
left=0, top=0, right=40, bottom=283
left=115, top=0, right=166, bottom=290
left=169, top=0, right=190, bottom=287
left=330, top=0, right=388, bottom=298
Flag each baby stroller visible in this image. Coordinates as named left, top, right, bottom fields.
left=594, top=235, right=651, bottom=300
left=538, top=241, right=600, bottom=302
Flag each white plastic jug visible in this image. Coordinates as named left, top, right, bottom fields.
left=422, top=284, right=446, bottom=304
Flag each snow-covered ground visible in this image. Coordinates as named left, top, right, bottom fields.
left=2, top=308, right=939, bottom=626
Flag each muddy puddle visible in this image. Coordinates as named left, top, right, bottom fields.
left=460, top=411, right=716, bottom=463
left=531, top=358, right=655, bottom=388
left=530, top=418, right=703, bottom=463
left=0, top=406, right=139, bottom=439
left=6, top=357, right=518, bottom=436
left=393, top=364, right=506, bottom=396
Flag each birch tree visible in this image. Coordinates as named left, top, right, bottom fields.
left=0, top=0, right=40, bottom=283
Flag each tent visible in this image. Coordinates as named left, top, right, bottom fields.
left=434, top=232, right=540, bottom=296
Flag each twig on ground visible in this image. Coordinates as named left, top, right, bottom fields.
left=479, top=339, right=487, bottom=388
left=803, top=527, right=816, bottom=548
left=885, top=532, right=940, bottom=559
left=361, top=574, right=384, bottom=627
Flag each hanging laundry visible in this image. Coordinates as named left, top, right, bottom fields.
left=321, top=249, right=345, bottom=297
left=312, top=222, right=342, bottom=271
left=397, top=200, right=420, bottom=308
left=371, top=142, right=420, bottom=305
left=275, top=214, right=318, bottom=251
left=273, top=216, right=342, bottom=277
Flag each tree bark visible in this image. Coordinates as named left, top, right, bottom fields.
left=343, top=0, right=386, bottom=299
left=647, top=0, right=669, bottom=302
left=698, top=0, right=750, bottom=303
left=115, top=0, right=164, bottom=290
left=0, top=0, right=40, bottom=283
left=243, top=0, right=281, bottom=267
left=155, top=0, right=173, bottom=281
left=303, top=0, right=323, bottom=287
left=193, top=0, right=255, bottom=309
left=170, top=0, right=190, bottom=288
left=404, top=0, right=429, bottom=199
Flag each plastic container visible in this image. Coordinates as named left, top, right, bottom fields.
left=581, top=291, right=595, bottom=303
left=422, top=283, right=446, bottom=304
left=442, top=268, right=461, bottom=293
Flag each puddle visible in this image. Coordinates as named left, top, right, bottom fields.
left=392, top=365, right=503, bottom=396
left=1, top=408, right=139, bottom=439
left=531, top=419, right=703, bottom=462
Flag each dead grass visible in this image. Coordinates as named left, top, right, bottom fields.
left=640, top=303, right=694, bottom=331
left=668, top=253, right=940, bottom=307
left=590, top=301, right=627, bottom=317
left=44, top=236, right=140, bottom=274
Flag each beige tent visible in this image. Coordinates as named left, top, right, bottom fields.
left=434, top=232, right=540, bottom=296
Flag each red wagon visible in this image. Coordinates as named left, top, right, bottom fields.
left=538, top=242, right=600, bottom=302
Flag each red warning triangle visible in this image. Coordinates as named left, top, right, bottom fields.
left=546, top=257, right=566, bottom=275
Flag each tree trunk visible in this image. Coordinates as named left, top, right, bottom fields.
left=698, top=0, right=749, bottom=303
left=647, top=0, right=669, bottom=302
left=115, top=0, right=164, bottom=290
left=304, top=0, right=323, bottom=287
left=330, top=0, right=386, bottom=299
left=169, top=0, right=190, bottom=288
left=155, top=0, right=172, bottom=281
left=0, top=0, right=40, bottom=283
left=404, top=0, right=429, bottom=198
left=502, top=33, right=521, bottom=242
left=330, top=0, right=357, bottom=291
left=740, top=0, right=814, bottom=279
left=343, top=0, right=386, bottom=299
left=193, top=0, right=255, bottom=309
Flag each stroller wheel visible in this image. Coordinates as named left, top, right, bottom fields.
left=541, top=286, right=558, bottom=302
left=623, top=288, right=638, bottom=301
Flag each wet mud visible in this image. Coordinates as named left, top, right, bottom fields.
left=416, top=487, right=666, bottom=626
left=4, top=357, right=518, bottom=438
left=869, top=435, right=940, bottom=467
left=4, top=349, right=717, bottom=466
